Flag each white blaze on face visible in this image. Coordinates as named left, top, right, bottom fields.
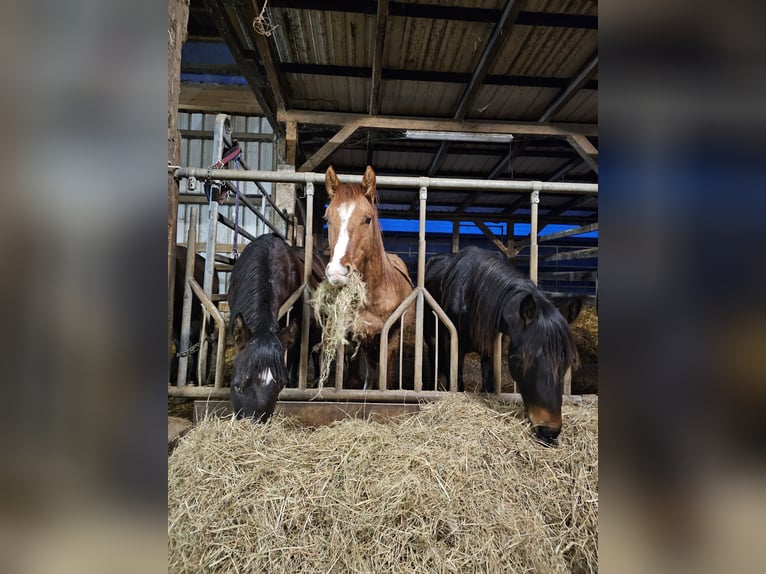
left=260, top=368, right=275, bottom=386
left=326, top=202, right=355, bottom=285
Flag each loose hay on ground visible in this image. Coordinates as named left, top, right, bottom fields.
left=168, top=395, right=598, bottom=573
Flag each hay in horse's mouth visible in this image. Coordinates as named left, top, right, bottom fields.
left=312, top=272, right=369, bottom=385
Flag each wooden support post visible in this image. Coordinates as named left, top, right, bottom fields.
left=452, top=220, right=460, bottom=253
left=168, top=0, right=189, bottom=369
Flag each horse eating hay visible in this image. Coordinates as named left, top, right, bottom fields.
left=425, top=247, right=579, bottom=445
left=321, top=165, right=413, bottom=389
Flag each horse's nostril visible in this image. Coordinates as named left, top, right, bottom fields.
left=534, top=426, right=560, bottom=447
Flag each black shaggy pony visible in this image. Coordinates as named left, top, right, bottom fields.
left=228, top=234, right=324, bottom=422
left=425, top=247, right=579, bottom=445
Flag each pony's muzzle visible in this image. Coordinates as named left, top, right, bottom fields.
left=326, top=261, right=351, bottom=286
left=533, top=425, right=561, bottom=447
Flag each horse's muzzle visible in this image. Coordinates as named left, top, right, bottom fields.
left=325, top=262, right=350, bottom=286
left=534, top=425, right=561, bottom=447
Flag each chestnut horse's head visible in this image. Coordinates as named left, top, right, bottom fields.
left=323, top=165, right=382, bottom=286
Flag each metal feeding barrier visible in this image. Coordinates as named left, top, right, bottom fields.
left=169, top=114, right=598, bottom=403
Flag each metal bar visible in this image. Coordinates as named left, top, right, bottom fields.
left=399, top=311, right=406, bottom=390
left=174, top=167, right=598, bottom=195
left=451, top=220, right=460, bottom=252
left=413, top=185, right=428, bottom=392
left=433, top=311, right=439, bottom=390
left=187, top=278, right=227, bottom=389
left=533, top=222, right=599, bottom=245
left=335, top=343, right=345, bottom=389
left=199, top=114, right=229, bottom=380
left=278, top=285, right=305, bottom=320
left=168, top=385, right=598, bottom=405
left=176, top=207, right=198, bottom=387
left=543, top=247, right=599, bottom=262
left=420, top=288, right=459, bottom=392
left=493, top=333, right=502, bottom=394
left=217, top=213, right=259, bottom=242
left=530, top=185, right=540, bottom=284
left=238, top=189, right=289, bottom=227
left=378, top=288, right=419, bottom=390
left=563, top=366, right=572, bottom=396
left=299, top=182, right=314, bottom=390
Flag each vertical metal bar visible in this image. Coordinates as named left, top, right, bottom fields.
left=299, top=182, right=314, bottom=389
left=451, top=219, right=460, bottom=253
left=399, top=311, right=406, bottom=390
left=335, top=343, right=345, bottom=389
left=493, top=333, right=502, bottom=394
left=413, top=185, right=428, bottom=392
left=563, top=367, right=572, bottom=396
left=177, top=206, right=198, bottom=387
left=433, top=311, right=439, bottom=391
left=530, top=184, right=540, bottom=284
left=200, top=114, right=229, bottom=383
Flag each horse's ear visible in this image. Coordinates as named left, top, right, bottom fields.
left=362, top=165, right=377, bottom=201
left=564, top=298, right=583, bottom=324
left=325, top=166, right=340, bottom=198
left=519, top=293, right=539, bottom=326
left=279, top=322, right=299, bottom=349
left=233, top=314, right=251, bottom=351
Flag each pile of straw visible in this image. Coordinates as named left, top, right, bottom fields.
left=168, top=395, right=598, bottom=573
left=311, top=273, right=369, bottom=385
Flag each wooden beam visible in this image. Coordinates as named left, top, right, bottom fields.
left=179, top=84, right=265, bottom=116
left=369, top=0, right=389, bottom=115
left=566, top=135, right=598, bottom=174
left=453, top=0, right=523, bottom=120
left=499, top=195, right=526, bottom=216
left=298, top=120, right=362, bottom=172
left=487, top=142, right=528, bottom=180
left=285, top=120, right=297, bottom=165
left=203, top=0, right=281, bottom=133
left=246, top=1, right=289, bottom=111
left=514, top=222, right=598, bottom=249
left=538, top=53, right=598, bottom=123
left=473, top=220, right=511, bottom=258
left=427, top=142, right=450, bottom=176
left=278, top=110, right=598, bottom=137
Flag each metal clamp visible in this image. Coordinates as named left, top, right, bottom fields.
left=419, top=186, right=428, bottom=200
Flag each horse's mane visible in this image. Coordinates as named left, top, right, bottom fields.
left=442, top=248, right=578, bottom=375
left=229, top=234, right=296, bottom=336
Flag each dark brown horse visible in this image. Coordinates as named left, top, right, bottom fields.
left=227, top=233, right=325, bottom=422
left=323, top=165, right=413, bottom=389
left=425, top=247, right=579, bottom=445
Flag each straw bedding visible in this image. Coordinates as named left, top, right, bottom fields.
left=168, top=395, right=598, bottom=573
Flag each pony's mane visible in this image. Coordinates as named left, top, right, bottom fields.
left=228, top=234, right=286, bottom=336
left=443, top=249, right=578, bottom=375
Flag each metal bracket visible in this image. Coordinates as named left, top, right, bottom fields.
left=530, top=189, right=540, bottom=204
left=419, top=186, right=427, bottom=200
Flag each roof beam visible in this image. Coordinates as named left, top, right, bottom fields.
left=453, top=0, right=523, bottom=120
left=369, top=0, right=389, bottom=115
left=545, top=195, right=593, bottom=218
left=547, top=158, right=584, bottom=182
left=454, top=143, right=529, bottom=214
left=279, top=110, right=598, bottom=137
left=298, top=120, right=363, bottom=172
left=499, top=195, right=527, bottom=216
left=245, top=1, right=289, bottom=111
left=268, top=1, right=597, bottom=29
left=566, top=135, right=598, bottom=174
left=202, top=0, right=281, bottom=133
left=538, top=53, right=598, bottom=123
left=279, top=62, right=598, bottom=88
left=473, top=220, right=512, bottom=258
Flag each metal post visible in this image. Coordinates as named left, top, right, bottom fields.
left=299, top=182, right=314, bottom=389
left=530, top=184, right=540, bottom=284
left=451, top=220, right=460, bottom=253
left=177, top=206, right=198, bottom=387
left=199, top=114, right=230, bottom=383
left=493, top=333, right=503, bottom=394
left=413, top=186, right=427, bottom=392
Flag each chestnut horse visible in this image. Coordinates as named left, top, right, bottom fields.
left=324, top=165, right=413, bottom=389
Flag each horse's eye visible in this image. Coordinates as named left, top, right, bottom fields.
left=233, top=382, right=241, bottom=392
left=363, top=217, right=372, bottom=224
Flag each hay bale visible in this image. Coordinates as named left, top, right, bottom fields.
left=168, top=396, right=598, bottom=573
